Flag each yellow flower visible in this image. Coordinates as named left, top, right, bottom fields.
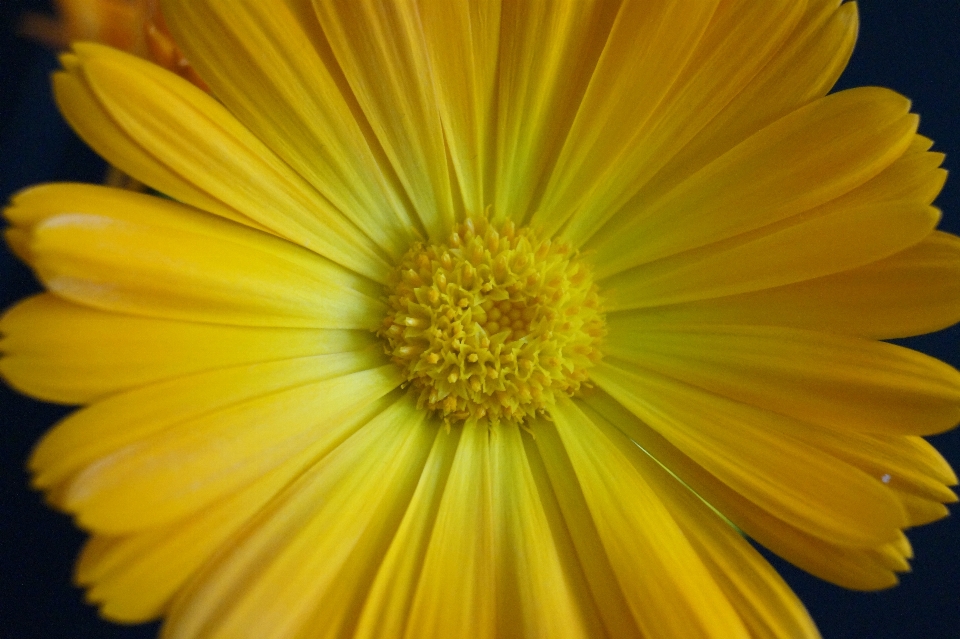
left=17, top=0, right=207, bottom=191
left=3, top=1, right=960, bottom=638
left=19, top=0, right=147, bottom=52
left=19, top=0, right=206, bottom=88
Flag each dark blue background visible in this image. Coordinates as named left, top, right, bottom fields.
left=1, top=1, right=958, bottom=637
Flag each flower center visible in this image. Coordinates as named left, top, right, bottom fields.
left=378, top=218, right=605, bottom=424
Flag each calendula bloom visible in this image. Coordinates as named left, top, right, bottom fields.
left=4, top=0, right=960, bottom=637
left=19, top=0, right=148, bottom=52
left=18, top=0, right=206, bottom=191
left=19, top=0, right=206, bottom=90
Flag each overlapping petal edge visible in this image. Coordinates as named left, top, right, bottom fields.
left=3, top=1, right=960, bottom=638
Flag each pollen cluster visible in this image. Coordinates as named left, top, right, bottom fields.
left=379, top=218, right=605, bottom=424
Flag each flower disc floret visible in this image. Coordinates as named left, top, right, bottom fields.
left=379, top=218, right=605, bottom=424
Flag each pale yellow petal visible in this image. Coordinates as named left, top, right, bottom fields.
left=603, top=323, right=960, bottom=435
left=0, top=294, right=371, bottom=405
left=600, top=133, right=949, bottom=317
left=61, top=361, right=401, bottom=532
left=76, top=465, right=275, bottom=622
left=549, top=396, right=749, bottom=638
left=403, top=419, right=496, bottom=639
left=590, top=87, right=918, bottom=277
left=161, top=0, right=423, bottom=257
left=312, top=0, right=456, bottom=239
left=9, top=186, right=382, bottom=328
left=163, top=396, right=435, bottom=639
left=618, top=230, right=960, bottom=339
left=357, top=421, right=597, bottom=639
left=66, top=42, right=393, bottom=279
left=517, top=429, right=610, bottom=639
left=592, top=362, right=907, bottom=545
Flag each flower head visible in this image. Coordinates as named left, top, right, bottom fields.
left=18, top=0, right=204, bottom=86
left=3, top=1, right=960, bottom=638
left=380, top=217, right=605, bottom=424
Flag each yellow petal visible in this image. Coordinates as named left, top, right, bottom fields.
left=533, top=417, right=644, bottom=639
left=583, top=390, right=905, bottom=590
left=417, top=0, right=500, bottom=217
left=64, top=42, right=393, bottom=279
left=820, top=134, right=946, bottom=208
left=592, top=362, right=908, bottom=545
left=638, top=1, right=858, bottom=213
left=0, top=294, right=371, bottom=405
left=753, top=514, right=907, bottom=591
left=529, top=0, right=721, bottom=235
left=778, top=429, right=958, bottom=509
left=590, top=87, right=919, bottom=277
left=359, top=422, right=599, bottom=639
left=61, top=361, right=401, bottom=532
left=312, top=0, right=455, bottom=239
left=746, top=506, right=909, bottom=591
left=549, top=397, right=750, bottom=638
left=10, top=186, right=382, bottom=328
left=579, top=401, right=821, bottom=639
left=603, top=323, right=960, bottom=435
left=492, top=0, right=622, bottom=223
left=892, top=490, right=951, bottom=526
left=600, top=196, right=938, bottom=311
left=403, top=418, right=496, bottom=639
left=74, top=392, right=388, bottom=623
left=51, top=60, right=262, bottom=232
left=605, top=136, right=946, bottom=316
left=489, top=422, right=592, bottom=639
left=30, top=350, right=396, bottom=493
left=163, top=396, right=435, bottom=639
left=617, top=230, right=960, bottom=339
left=664, top=496, right=822, bottom=639
left=353, top=426, right=461, bottom=639
left=517, top=428, right=610, bottom=638
left=161, top=0, right=423, bottom=258
left=895, top=435, right=959, bottom=485
left=556, top=0, right=808, bottom=246
left=532, top=1, right=720, bottom=234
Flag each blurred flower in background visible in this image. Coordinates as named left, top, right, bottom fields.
left=19, top=0, right=204, bottom=87
left=18, top=0, right=204, bottom=189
